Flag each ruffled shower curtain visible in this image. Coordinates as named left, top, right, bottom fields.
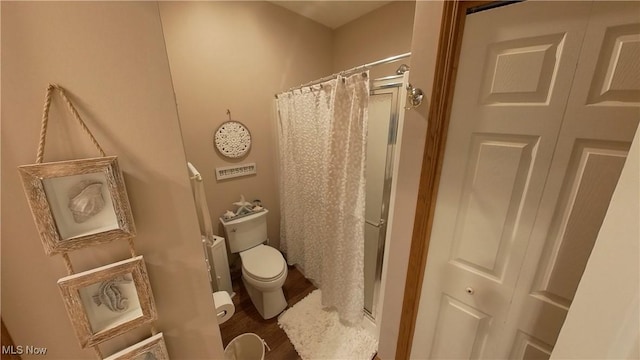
left=276, top=72, right=369, bottom=325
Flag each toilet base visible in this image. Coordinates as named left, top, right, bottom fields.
left=242, top=277, right=287, bottom=319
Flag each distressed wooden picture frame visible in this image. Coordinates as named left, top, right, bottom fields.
left=57, top=256, right=157, bottom=348
left=103, top=333, right=169, bottom=360
left=18, top=156, right=136, bottom=255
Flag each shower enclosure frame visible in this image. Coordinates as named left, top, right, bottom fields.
left=365, top=74, right=405, bottom=320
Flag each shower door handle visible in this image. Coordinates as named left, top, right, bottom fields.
left=366, top=219, right=385, bottom=228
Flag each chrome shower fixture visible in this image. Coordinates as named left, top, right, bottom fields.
left=396, top=64, right=410, bottom=75
left=406, top=83, right=424, bottom=109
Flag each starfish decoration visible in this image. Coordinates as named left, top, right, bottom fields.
left=233, top=195, right=254, bottom=215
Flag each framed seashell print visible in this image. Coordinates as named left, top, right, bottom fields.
left=18, top=156, right=136, bottom=255
left=103, top=332, right=169, bottom=360
left=57, top=256, right=157, bottom=348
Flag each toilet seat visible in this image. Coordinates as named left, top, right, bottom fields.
left=240, top=245, right=286, bottom=282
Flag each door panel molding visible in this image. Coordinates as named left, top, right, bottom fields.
left=587, top=23, right=640, bottom=105
left=534, top=141, right=628, bottom=304
left=509, top=331, right=553, bottom=360
left=481, top=33, right=566, bottom=105
left=430, top=295, right=492, bottom=359
left=451, top=134, right=538, bottom=281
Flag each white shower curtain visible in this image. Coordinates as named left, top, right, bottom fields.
left=276, top=72, right=369, bottom=325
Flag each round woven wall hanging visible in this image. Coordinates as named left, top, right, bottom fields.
left=214, top=120, right=251, bottom=158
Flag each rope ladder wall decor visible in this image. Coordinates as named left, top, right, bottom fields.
left=17, top=84, right=169, bottom=360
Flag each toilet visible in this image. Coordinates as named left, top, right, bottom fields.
left=220, top=209, right=288, bottom=319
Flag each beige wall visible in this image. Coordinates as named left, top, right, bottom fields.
left=1, top=2, right=223, bottom=359
left=377, top=1, right=444, bottom=358
left=158, top=1, right=333, bottom=250
left=333, top=1, right=415, bottom=77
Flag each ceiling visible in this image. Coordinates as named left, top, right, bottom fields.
left=269, top=1, right=393, bottom=29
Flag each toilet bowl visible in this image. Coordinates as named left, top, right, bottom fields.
left=220, top=210, right=288, bottom=319
left=240, top=245, right=288, bottom=319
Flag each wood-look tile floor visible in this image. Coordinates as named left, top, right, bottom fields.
left=219, top=266, right=316, bottom=360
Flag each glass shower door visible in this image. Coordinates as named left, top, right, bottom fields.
left=364, top=76, right=402, bottom=317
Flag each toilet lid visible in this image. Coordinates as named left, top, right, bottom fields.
left=241, top=245, right=285, bottom=281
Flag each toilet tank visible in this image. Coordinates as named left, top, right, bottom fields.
left=220, top=209, right=269, bottom=253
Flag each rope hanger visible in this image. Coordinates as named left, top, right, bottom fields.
left=37, top=84, right=106, bottom=163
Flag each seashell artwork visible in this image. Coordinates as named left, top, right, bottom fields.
left=92, top=275, right=132, bottom=313
left=68, top=180, right=105, bottom=223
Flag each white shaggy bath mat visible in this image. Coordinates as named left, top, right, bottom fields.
left=278, top=290, right=378, bottom=360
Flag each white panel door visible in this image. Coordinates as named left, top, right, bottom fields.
left=411, top=1, right=640, bottom=359
left=506, top=2, right=640, bottom=358
left=410, top=2, right=592, bottom=358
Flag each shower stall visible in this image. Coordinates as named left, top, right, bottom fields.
left=276, top=53, right=415, bottom=332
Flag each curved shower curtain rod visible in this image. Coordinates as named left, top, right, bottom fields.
left=276, top=52, right=411, bottom=97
